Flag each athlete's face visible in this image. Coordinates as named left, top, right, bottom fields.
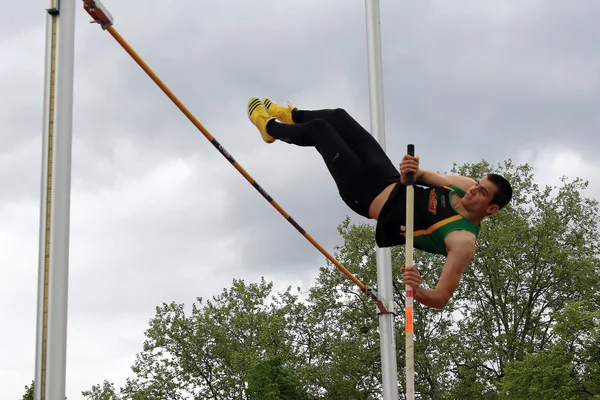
left=463, top=176, right=500, bottom=215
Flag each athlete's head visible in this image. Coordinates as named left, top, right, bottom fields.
left=486, top=173, right=513, bottom=210
left=463, top=173, right=512, bottom=216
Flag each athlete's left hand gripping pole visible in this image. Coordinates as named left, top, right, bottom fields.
left=80, top=1, right=387, bottom=308
left=405, top=144, right=416, bottom=400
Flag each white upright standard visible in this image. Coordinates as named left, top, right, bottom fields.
left=364, top=1, right=399, bottom=399
left=35, top=1, right=76, bottom=399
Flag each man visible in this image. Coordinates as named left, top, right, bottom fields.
left=247, top=97, right=513, bottom=309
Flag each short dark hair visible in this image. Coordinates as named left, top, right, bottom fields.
left=486, top=173, right=513, bottom=209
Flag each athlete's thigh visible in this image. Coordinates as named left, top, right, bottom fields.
left=300, top=108, right=386, bottom=162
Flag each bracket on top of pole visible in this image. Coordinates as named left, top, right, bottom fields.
left=366, top=287, right=395, bottom=315
left=83, top=0, right=114, bottom=29
left=47, top=0, right=59, bottom=15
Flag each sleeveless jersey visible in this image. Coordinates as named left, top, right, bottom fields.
left=375, top=183, right=480, bottom=256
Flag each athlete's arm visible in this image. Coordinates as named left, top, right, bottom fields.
left=399, top=155, right=475, bottom=191
left=418, top=171, right=475, bottom=192
left=401, top=231, right=476, bottom=309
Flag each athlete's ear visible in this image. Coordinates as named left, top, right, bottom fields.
left=487, top=204, right=500, bottom=215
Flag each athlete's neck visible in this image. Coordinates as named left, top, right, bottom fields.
left=450, top=193, right=484, bottom=225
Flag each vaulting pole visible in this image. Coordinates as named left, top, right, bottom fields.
left=364, top=1, right=399, bottom=399
left=35, top=1, right=76, bottom=399
left=405, top=144, right=416, bottom=400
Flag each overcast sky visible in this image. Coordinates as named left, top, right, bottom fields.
left=2, top=1, right=600, bottom=398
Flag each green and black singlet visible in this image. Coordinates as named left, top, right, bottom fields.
left=375, top=183, right=480, bottom=256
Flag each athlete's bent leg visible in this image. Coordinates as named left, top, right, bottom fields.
left=266, top=119, right=397, bottom=218
left=292, top=108, right=387, bottom=164
left=262, top=98, right=385, bottom=163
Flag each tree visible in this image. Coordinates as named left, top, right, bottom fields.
left=311, top=159, right=600, bottom=398
left=448, top=160, right=600, bottom=397
left=246, top=356, right=307, bottom=400
left=21, top=381, right=34, bottom=400
left=499, top=300, right=600, bottom=399
left=81, top=380, right=118, bottom=400
left=83, top=159, right=600, bottom=400
left=84, top=278, right=310, bottom=399
left=306, top=217, right=458, bottom=399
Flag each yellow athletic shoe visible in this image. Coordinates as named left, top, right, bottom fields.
left=247, top=97, right=276, bottom=143
left=263, top=97, right=297, bottom=125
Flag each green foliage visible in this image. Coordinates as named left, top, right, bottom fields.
left=82, top=159, right=600, bottom=400
left=84, top=278, right=311, bottom=399
left=246, top=356, right=308, bottom=400
left=21, top=381, right=34, bottom=400
left=323, top=216, right=458, bottom=399
left=81, top=380, right=118, bottom=400
left=449, top=159, right=600, bottom=396
left=499, top=301, right=600, bottom=399
left=500, top=345, right=578, bottom=400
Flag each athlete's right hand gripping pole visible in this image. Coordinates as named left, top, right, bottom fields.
left=405, top=144, right=415, bottom=400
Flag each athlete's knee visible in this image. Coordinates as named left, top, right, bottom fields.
left=330, top=108, right=351, bottom=120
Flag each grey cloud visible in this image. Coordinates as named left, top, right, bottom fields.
left=206, top=149, right=356, bottom=272
left=67, top=169, right=241, bottom=317
left=375, top=0, right=600, bottom=165
left=4, top=1, right=600, bottom=399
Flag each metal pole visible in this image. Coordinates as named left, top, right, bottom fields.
left=35, top=1, right=76, bottom=399
left=364, top=1, right=399, bottom=399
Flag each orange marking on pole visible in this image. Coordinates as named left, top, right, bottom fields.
left=405, top=306, right=413, bottom=333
